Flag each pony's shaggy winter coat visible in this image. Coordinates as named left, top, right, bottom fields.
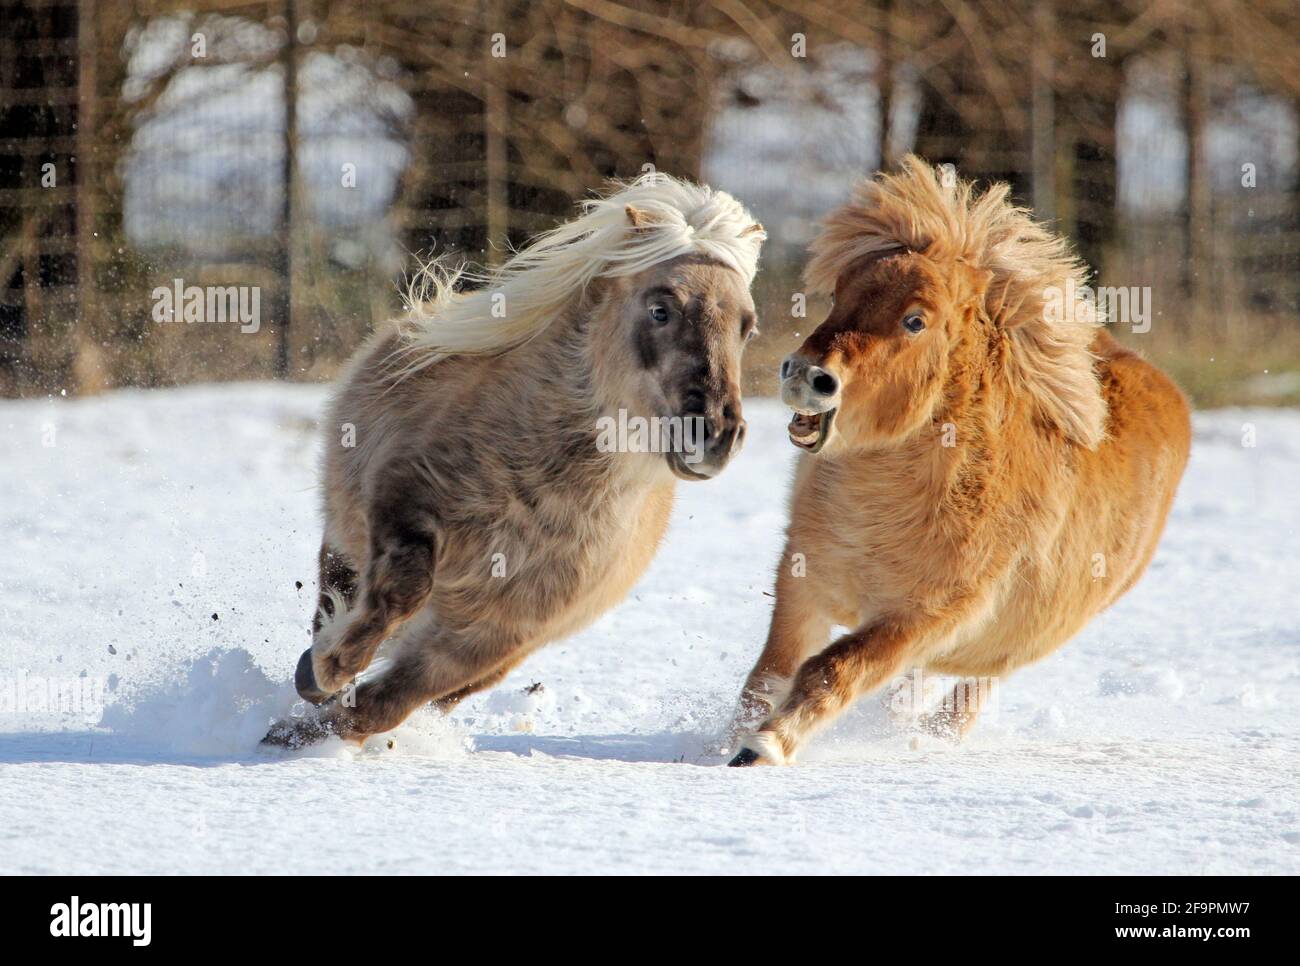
left=264, top=175, right=764, bottom=748
left=732, top=157, right=1190, bottom=766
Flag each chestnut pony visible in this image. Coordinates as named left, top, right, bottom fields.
left=731, top=158, right=1189, bottom=766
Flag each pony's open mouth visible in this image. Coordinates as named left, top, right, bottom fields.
left=788, top=409, right=835, bottom=452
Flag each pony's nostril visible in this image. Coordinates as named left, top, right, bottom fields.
left=780, top=358, right=794, bottom=379
left=810, top=368, right=839, bottom=396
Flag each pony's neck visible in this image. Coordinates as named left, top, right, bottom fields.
left=501, top=301, right=599, bottom=415
left=514, top=285, right=649, bottom=421
left=497, top=293, right=673, bottom=492
left=932, top=313, right=1002, bottom=435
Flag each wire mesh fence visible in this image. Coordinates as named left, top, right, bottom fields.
left=2, top=0, right=1297, bottom=403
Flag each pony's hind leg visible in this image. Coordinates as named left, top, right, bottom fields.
left=426, top=650, right=527, bottom=712
left=914, top=678, right=990, bottom=742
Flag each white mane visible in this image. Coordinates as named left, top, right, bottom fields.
left=396, top=173, right=765, bottom=363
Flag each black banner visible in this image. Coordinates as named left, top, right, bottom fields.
left=1, top=876, right=1288, bottom=951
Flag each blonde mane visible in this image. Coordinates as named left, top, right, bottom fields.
left=397, top=173, right=765, bottom=365
left=805, top=156, right=1106, bottom=448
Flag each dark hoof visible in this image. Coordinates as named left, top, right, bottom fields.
left=260, top=713, right=333, bottom=750
left=295, top=647, right=331, bottom=704
left=260, top=721, right=298, bottom=749
left=728, top=747, right=762, bottom=767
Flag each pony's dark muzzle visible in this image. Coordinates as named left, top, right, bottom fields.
left=673, top=403, right=746, bottom=480
left=702, top=416, right=746, bottom=468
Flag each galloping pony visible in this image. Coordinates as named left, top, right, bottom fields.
left=731, top=158, right=1189, bottom=765
left=265, top=175, right=765, bottom=747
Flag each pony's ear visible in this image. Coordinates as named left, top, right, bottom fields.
left=741, top=222, right=765, bottom=238
left=625, top=204, right=655, bottom=231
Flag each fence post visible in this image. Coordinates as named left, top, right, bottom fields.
left=275, top=0, right=298, bottom=377
left=484, top=2, right=509, bottom=267
left=1031, top=1, right=1056, bottom=223
left=75, top=0, right=101, bottom=391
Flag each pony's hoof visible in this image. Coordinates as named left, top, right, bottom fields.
left=260, top=720, right=296, bottom=749
left=260, top=718, right=302, bottom=749
left=728, top=747, right=762, bottom=767
left=260, top=713, right=332, bottom=750
left=295, top=647, right=331, bottom=704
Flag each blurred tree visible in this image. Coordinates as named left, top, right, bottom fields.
left=319, top=0, right=778, bottom=260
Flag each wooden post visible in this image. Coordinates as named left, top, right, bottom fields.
left=1180, top=24, right=1211, bottom=322
left=275, top=0, right=298, bottom=377
left=484, top=4, right=509, bottom=267
left=74, top=0, right=101, bottom=391
left=877, top=0, right=894, bottom=169
left=1030, top=1, right=1055, bottom=223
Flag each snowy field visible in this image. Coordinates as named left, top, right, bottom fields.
left=1, top=383, right=1297, bottom=875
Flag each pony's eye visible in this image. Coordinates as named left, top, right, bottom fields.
left=648, top=302, right=670, bottom=324
left=902, top=313, right=925, bottom=334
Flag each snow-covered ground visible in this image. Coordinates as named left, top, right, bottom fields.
left=1, top=384, right=1297, bottom=874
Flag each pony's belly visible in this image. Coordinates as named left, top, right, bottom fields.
left=435, top=480, right=676, bottom=648
left=814, top=551, right=918, bottom=632
left=536, top=555, right=655, bottom=642
left=922, top=558, right=1113, bottom=678
left=925, top=614, right=1076, bottom=678
left=543, top=506, right=676, bottom=640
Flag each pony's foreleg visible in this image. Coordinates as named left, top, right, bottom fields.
left=730, top=616, right=919, bottom=766
left=299, top=520, right=437, bottom=702
left=312, top=543, right=359, bottom=634
left=731, top=564, right=830, bottom=739
left=297, top=544, right=361, bottom=700
left=268, top=634, right=518, bottom=747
